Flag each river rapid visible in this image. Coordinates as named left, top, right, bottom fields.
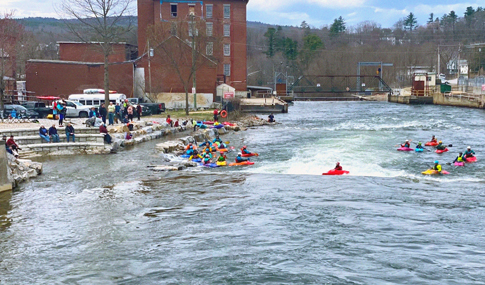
left=1, top=101, right=485, bottom=284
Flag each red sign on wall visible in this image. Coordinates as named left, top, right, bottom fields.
left=224, top=92, right=234, bottom=99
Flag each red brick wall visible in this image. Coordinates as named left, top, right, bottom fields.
left=25, top=61, right=133, bottom=98
left=59, top=43, right=127, bottom=63
left=137, top=0, right=248, bottom=93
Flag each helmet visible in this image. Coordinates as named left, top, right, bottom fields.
left=418, top=142, right=422, bottom=145
left=439, top=141, right=442, bottom=143
left=406, top=140, right=409, bottom=142
left=434, top=160, right=439, bottom=164
left=242, top=146, right=247, bottom=149
left=238, top=152, right=242, bottom=156
left=205, top=154, right=210, bottom=158
left=189, top=145, right=193, bottom=149
left=467, top=146, right=471, bottom=149
left=336, top=162, right=340, bottom=165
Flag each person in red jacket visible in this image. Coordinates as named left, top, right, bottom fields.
left=6, top=135, right=21, bottom=151
left=213, top=109, right=219, bottom=121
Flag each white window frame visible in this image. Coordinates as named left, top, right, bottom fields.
left=206, top=4, right=213, bottom=19
left=224, top=44, right=230, bottom=56
left=223, top=4, right=230, bottom=19
left=223, top=24, right=230, bottom=37
left=206, top=22, right=213, bottom=37
left=206, top=42, right=213, bottom=56
left=224, top=64, right=231, bottom=76
left=170, top=3, right=177, bottom=17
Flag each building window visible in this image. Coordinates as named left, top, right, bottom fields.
left=171, top=4, right=177, bottom=17
left=224, top=44, right=230, bottom=56
left=206, top=22, right=213, bottom=37
left=206, top=42, right=213, bottom=56
left=224, top=64, right=231, bottom=76
left=223, top=24, right=230, bottom=37
left=206, top=4, right=213, bottom=18
left=223, top=4, right=230, bottom=18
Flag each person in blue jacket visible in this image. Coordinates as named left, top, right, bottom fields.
left=415, top=142, right=424, bottom=150
left=235, top=153, right=249, bottom=163
left=241, top=146, right=252, bottom=155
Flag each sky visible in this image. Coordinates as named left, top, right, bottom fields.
left=2, top=0, right=485, bottom=28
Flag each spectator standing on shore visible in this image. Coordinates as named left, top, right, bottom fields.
left=108, top=102, right=115, bottom=125
left=213, top=109, right=219, bottom=122
left=114, top=103, right=121, bottom=124
left=99, top=103, right=107, bottom=124
left=48, top=124, right=60, bottom=143
left=127, top=104, right=134, bottom=121
left=65, top=123, right=75, bottom=142
left=136, top=104, right=142, bottom=121
left=99, top=123, right=112, bottom=144
left=58, top=101, right=66, bottom=127
left=39, top=125, right=50, bottom=143
left=6, top=135, right=21, bottom=151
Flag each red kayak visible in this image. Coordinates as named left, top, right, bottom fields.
left=465, top=156, right=477, bottom=163
left=436, top=148, right=448, bottom=154
left=241, top=153, right=259, bottom=157
left=322, top=169, right=350, bottom=175
left=425, top=141, right=438, bottom=146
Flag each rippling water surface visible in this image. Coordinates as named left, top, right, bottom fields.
left=1, top=102, right=485, bottom=284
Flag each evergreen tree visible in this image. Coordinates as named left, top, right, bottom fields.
left=300, top=33, right=323, bottom=67
left=329, top=16, right=346, bottom=37
left=427, top=13, right=434, bottom=24
left=404, top=12, right=417, bottom=31
left=264, top=27, right=277, bottom=58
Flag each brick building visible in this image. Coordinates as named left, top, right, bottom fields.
left=26, top=42, right=137, bottom=98
left=137, top=0, right=248, bottom=94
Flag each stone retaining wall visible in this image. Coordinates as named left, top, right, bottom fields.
left=0, top=145, right=12, bottom=193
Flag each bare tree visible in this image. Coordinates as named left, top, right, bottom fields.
left=147, top=17, right=219, bottom=115
left=59, top=0, right=134, bottom=104
left=0, top=12, right=26, bottom=111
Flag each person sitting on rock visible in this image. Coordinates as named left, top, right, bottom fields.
left=235, top=153, right=249, bottom=163
left=6, top=135, right=21, bottom=151
left=99, top=123, right=112, bottom=144
left=125, top=131, right=133, bottom=140
left=39, top=125, right=50, bottom=143
left=65, top=123, right=75, bottom=142
left=48, top=124, right=60, bottom=143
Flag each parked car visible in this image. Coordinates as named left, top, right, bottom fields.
left=1, top=104, right=40, bottom=119
left=21, top=101, right=53, bottom=118
left=55, top=100, right=91, bottom=118
left=128, top=98, right=165, bottom=114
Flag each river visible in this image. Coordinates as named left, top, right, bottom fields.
left=1, top=101, right=485, bottom=284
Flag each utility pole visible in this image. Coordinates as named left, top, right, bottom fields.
left=148, top=39, right=152, bottom=98
left=479, top=48, right=482, bottom=77
left=191, top=13, right=197, bottom=110
left=437, top=45, right=440, bottom=76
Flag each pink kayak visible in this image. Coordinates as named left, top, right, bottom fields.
left=397, top=147, right=413, bottom=151
left=465, top=156, right=477, bottom=163
left=322, top=169, right=350, bottom=175
left=454, top=162, right=465, bottom=166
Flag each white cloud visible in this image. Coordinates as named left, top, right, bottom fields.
left=308, top=0, right=367, bottom=8
left=247, top=0, right=294, bottom=12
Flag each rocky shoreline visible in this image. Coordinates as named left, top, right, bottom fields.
left=2, top=115, right=276, bottom=188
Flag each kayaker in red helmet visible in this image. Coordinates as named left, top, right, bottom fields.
left=334, top=162, right=342, bottom=170
left=240, top=146, right=252, bottom=155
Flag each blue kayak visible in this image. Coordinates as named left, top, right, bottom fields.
left=181, top=154, right=191, bottom=158
left=199, top=163, right=219, bottom=168
left=415, top=148, right=424, bottom=152
left=191, top=158, right=202, bottom=162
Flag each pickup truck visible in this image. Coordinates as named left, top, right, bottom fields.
left=21, top=101, right=53, bottom=118
left=55, top=100, right=92, bottom=118
left=128, top=98, right=165, bottom=115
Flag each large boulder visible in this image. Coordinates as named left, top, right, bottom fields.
left=156, top=141, right=184, bottom=153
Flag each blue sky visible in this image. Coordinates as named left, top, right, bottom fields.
left=2, top=0, right=485, bottom=28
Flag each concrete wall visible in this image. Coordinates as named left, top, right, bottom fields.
left=153, top=93, right=214, bottom=109
left=0, top=145, right=12, bottom=193
left=433, top=93, right=485, bottom=108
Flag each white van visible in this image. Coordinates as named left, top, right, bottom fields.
left=68, top=93, right=127, bottom=106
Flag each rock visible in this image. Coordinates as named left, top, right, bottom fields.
left=156, top=141, right=184, bottom=153
left=150, top=165, right=179, bottom=172
left=142, top=126, right=153, bottom=134
left=179, top=136, right=196, bottom=145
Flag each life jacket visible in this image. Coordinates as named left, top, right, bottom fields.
left=217, top=156, right=226, bottom=162
left=433, top=164, right=442, bottom=171
left=457, top=156, right=463, bottom=162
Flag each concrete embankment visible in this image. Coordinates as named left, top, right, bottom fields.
left=388, top=92, right=485, bottom=109
left=0, top=146, right=12, bottom=192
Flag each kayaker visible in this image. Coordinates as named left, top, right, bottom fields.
left=401, top=140, right=411, bottom=148
left=334, top=162, right=342, bottom=170
left=235, top=153, right=249, bottom=163
left=212, top=135, right=226, bottom=148
left=189, top=149, right=203, bottom=161
left=436, top=141, right=446, bottom=150
left=431, top=135, right=437, bottom=143
left=463, top=146, right=475, bottom=158
left=217, top=152, right=227, bottom=163
left=203, top=154, right=212, bottom=165
left=415, top=142, right=424, bottom=150
left=241, top=146, right=252, bottom=155
left=453, top=152, right=465, bottom=164
left=204, top=149, right=213, bottom=159
left=431, top=160, right=442, bottom=173
left=186, top=145, right=195, bottom=155
left=202, top=142, right=213, bottom=153
left=199, top=140, right=210, bottom=147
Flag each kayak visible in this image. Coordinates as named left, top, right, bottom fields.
left=422, top=169, right=450, bottom=175
left=217, top=148, right=228, bottom=153
left=322, top=169, right=349, bottom=175
left=465, top=156, right=477, bottom=163
left=191, top=158, right=201, bottom=163
left=415, top=148, right=424, bottom=152
left=211, top=124, right=224, bottom=129
left=435, top=148, right=448, bottom=153
left=454, top=162, right=465, bottom=166
left=241, top=152, right=259, bottom=157
left=223, top=122, right=236, bottom=127
left=397, top=147, right=413, bottom=151
left=199, top=163, right=219, bottom=168
left=228, top=161, right=255, bottom=166
left=425, top=141, right=439, bottom=146
left=181, top=154, right=191, bottom=158
left=216, top=161, right=227, bottom=166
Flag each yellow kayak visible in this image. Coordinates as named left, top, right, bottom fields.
left=422, top=169, right=450, bottom=175
left=216, top=161, right=227, bottom=166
